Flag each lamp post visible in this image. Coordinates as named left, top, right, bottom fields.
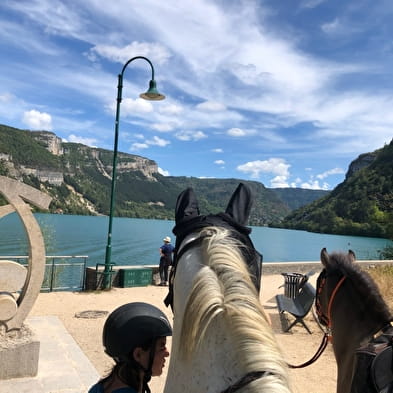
left=103, top=56, right=165, bottom=289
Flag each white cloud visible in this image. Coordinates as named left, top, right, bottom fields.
left=227, top=128, right=247, bottom=137
left=214, top=159, right=225, bottom=165
left=196, top=101, right=226, bottom=112
left=131, top=142, right=149, bottom=151
left=0, top=93, right=13, bottom=103
left=237, top=158, right=291, bottom=180
left=321, top=17, right=363, bottom=36
left=158, top=167, right=170, bottom=176
left=300, top=0, right=326, bottom=8
left=130, top=135, right=170, bottom=151
left=316, top=167, right=345, bottom=179
left=212, top=148, right=223, bottom=153
left=121, top=98, right=153, bottom=116
left=159, top=104, right=183, bottom=115
left=145, top=135, right=170, bottom=147
left=301, top=180, right=330, bottom=190
left=270, top=175, right=289, bottom=188
left=321, top=18, right=341, bottom=34
left=175, top=130, right=207, bottom=141
left=89, top=41, right=171, bottom=66
left=151, top=123, right=175, bottom=132
left=68, top=134, right=97, bottom=147
left=22, top=110, right=52, bottom=130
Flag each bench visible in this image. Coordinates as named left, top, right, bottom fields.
left=276, top=282, right=316, bottom=334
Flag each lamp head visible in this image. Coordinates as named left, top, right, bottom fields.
left=140, top=80, right=165, bottom=101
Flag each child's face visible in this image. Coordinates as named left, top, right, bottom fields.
left=151, top=337, right=170, bottom=376
left=135, top=337, right=169, bottom=376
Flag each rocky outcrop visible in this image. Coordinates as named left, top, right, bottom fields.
left=345, top=152, right=378, bottom=179
left=0, top=161, right=63, bottom=186
left=115, top=154, right=158, bottom=180
left=31, top=131, right=63, bottom=156
left=28, top=133, right=160, bottom=181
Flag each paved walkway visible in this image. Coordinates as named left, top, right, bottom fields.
left=0, top=316, right=100, bottom=393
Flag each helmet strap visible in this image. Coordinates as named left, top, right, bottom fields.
left=142, top=337, right=158, bottom=393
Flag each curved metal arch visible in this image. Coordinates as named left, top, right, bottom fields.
left=0, top=176, right=52, bottom=331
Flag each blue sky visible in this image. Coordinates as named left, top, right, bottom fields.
left=0, top=1, right=392, bottom=190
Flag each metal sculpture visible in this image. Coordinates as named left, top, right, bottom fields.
left=0, top=176, right=51, bottom=331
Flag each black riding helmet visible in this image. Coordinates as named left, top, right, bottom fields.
left=103, top=302, right=172, bottom=363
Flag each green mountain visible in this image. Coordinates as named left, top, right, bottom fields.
left=278, top=140, right=393, bottom=239
left=271, top=188, right=329, bottom=210
left=2, top=124, right=324, bottom=225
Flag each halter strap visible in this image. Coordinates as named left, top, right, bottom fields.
left=219, top=371, right=270, bottom=393
left=326, top=275, right=347, bottom=329
left=164, top=226, right=262, bottom=310
left=316, top=272, right=347, bottom=330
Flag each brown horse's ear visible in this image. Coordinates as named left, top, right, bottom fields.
left=175, top=187, right=200, bottom=224
left=320, top=247, right=329, bottom=267
left=348, top=249, right=356, bottom=261
left=225, top=183, right=253, bottom=226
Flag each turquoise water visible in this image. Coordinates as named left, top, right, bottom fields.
left=0, top=213, right=391, bottom=267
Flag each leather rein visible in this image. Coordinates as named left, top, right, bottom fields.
left=288, top=271, right=346, bottom=369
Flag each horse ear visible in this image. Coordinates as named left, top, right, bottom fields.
left=175, top=187, right=200, bottom=224
left=320, top=247, right=329, bottom=267
left=348, top=249, right=356, bottom=261
left=225, top=183, right=253, bottom=226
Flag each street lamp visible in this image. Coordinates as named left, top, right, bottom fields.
left=103, top=56, right=165, bottom=289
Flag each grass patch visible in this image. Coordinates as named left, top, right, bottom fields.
left=367, top=265, right=393, bottom=308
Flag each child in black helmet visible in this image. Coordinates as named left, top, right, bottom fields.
left=88, top=302, right=172, bottom=393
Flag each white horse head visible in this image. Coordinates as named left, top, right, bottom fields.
left=164, top=183, right=293, bottom=393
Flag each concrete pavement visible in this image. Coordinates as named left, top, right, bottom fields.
left=0, top=316, right=100, bottom=393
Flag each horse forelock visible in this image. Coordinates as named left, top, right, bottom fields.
left=178, top=226, right=291, bottom=392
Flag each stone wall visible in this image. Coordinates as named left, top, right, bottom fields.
left=84, top=260, right=393, bottom=290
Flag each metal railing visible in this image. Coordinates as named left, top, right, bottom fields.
left=0, top=255, right=88, bottom=292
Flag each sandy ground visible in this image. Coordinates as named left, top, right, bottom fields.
left=30, top=274, right=337, bottom=393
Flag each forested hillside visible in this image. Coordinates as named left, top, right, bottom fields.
left=278, top=140, right=393, bottom=239
left=166, top=177, right=290, bottom=225
left=271, top=188, right=328, bottom=210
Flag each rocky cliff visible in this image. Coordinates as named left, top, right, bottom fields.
left=345, top=151, right=379, bottom=179
left=0, top=126, right=159, bottom=186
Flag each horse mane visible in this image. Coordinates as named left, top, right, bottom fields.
left=326, top=251, right=392, bottom=322
left=179, top=226, right=291, bottom=392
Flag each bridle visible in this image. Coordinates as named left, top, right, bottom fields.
left=287, top=269, right=347, bottom=369
left=315, top=268, right=347, bottom=332
left=165, top=226, right=262, bottom=310
left=315, top=268, right=392, bottom=340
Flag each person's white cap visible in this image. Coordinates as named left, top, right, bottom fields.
left=163, top=236, right=171, bottom=242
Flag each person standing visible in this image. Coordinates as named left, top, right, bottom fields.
left=159, top=236, right=174, bottom=286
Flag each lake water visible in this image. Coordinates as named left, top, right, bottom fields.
left=0, top=213, right=391, bottom=267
